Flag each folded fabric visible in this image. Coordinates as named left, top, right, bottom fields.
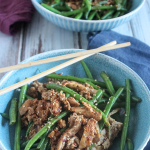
left=0, top=0, right=35, bottom=35
left=88, top=31, right=150, bottom=90
left=87, top=30, right=150, bottom=150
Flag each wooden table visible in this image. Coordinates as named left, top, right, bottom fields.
left=0, top=0, right=150, bottom=81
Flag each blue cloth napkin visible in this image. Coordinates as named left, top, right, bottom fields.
left=87, top=30, right=150, bottom=150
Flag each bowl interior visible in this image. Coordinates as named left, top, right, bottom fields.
left=0, top=49, right=150, bottom=150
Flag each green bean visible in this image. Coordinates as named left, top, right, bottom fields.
left=80, top=60, right=93, bottom=79
left=61, top=7, right=85, bottom=17
left=46, top=142, right=51, bottom=150
left=46, top=84, right=109, bottom=126
left=98, top=102, right=136, bottom=109
left=99, top=87, right=124, bottom=131
left=9, top=98, right=18, bottom=125
left=14, top=81, right=28, bottom=150
left=60, top=126, right=68, bottom=133
left=97, top=98, right=108, bottom=104
left=65, top=93, right=70, bottom=98
left=101, top=10, right=115, bottom=20
left=84, top=11, right=89, bottom=19
left=120, top=79, right=131, bottom=150
left=83, top=78, right=124, bottom=90
left=46, top=74, right=109, bottom=98
left=100, top=71, right=116, bottom=96
left=115, top=0, right=123, bottom=10
left=25, top=95, right=34, bottom=100
left=0, top=113, right=9, bottom=119
left=50, top=1, right=64, bottom=7
left=41, top=3, right=60, bottom=14
left=47, top=74, right=122, bottom=90
left=88, top=11, right=97, bottom=20
left=65, top=3, right=72, bottom=11
left=96, top=12, right=101, bottom=20
left=75, top=12, right=83, bottom=19
left=104, top=88, right=124, bottom=117
left=26, top=121, right=34, bottom=137
left=19, top=81, right=28, bottom=107
left=30, top=148, right=38, bottom=150
left=127, top=138, right=134, bottom=150
left=25, top=111, right=68, bottom=150
left=20, top=141, right=38, bottom=148
left=92, top=6, right=116, bottom=11
left=37, top=125, right=55, bottom=149
left=120, top=93, right=142, bottom=103
left=91, top=89, right=104, bottom=103
left=113, top=11, right=121, bottom=18
left=40, top=136, right=49, bottom=150
left=84, top=0, right=92, bottom=18
left=54, top=0, right=60, bottom=4
left=53, top=5, right=68, bottom=11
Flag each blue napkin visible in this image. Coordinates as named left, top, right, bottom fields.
left=87, top=30, right=150, bottom=150
left=88, top=31, right=150, bottom=90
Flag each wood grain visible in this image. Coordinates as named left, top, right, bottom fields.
left=0, top=28, right=23, bottom=79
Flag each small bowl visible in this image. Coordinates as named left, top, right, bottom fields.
left=0, top=49, right=150, bottom=150
left=31, top=0, right=145, bottom=32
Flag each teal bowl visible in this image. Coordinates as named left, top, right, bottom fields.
left=31, top=0, right=145, bottom=32
left=0, top=49, right=150, bottom=150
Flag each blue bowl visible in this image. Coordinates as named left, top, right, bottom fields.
left=0, top=49, right=150, bottom=150
left=31, top=0, right=145, bottom=32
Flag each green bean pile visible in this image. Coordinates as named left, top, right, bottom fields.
left=0, top=60, right=141, bottom=150
left=41, top=0, right=132, bottom=20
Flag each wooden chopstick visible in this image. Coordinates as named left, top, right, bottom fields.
left=0, top=41, right=130, bottom=73
left=0, top=41, right=131, bottom=96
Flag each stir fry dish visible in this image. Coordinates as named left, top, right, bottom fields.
left=41, top=0, right=132, bottom=20
left=0, top=60, right=140, bottom=150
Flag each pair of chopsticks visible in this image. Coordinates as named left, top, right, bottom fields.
left=0, top=41, right=131, bottom=95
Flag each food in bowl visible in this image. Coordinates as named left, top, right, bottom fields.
left=0, top=60, right=141, bottom=150
left=41, top=0, right=132, bottom=20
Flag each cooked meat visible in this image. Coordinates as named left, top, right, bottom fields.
left=42, top=89, right=58, bottom=101
left=58, top=119, right=66, bottom=128
left=61, top=80, right=97, bottom=100
left=35, top=100, right=51, bottom=124
left=59, top=91, right=71, bottom=110
left=20, top=99, right=52, bottom=138
left=19, top=99, right=33, bottom=116
left=56, top=113, right=83, bottom=150
left=67, top=97, right=80, bottom=107
left=70, top=101, right=102, bottom=121
left=28, top=124, right=42, bottom=139
left=50, top=99, right=61, bottom=116
left=94, top=117, right=123, bottom=150
left=31, top=80, right=47, bottom=93
left=93, top=123, right=101, bottom=143
left=27, top=87, right=38, bottom=98
left=79, top=118, right=97, bottom=149
left=65, top=136, right=80, bottom=149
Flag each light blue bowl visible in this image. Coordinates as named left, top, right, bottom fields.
left=0, top=49, right=150, bottom=150
left=31, top=0, right=145, bottom=32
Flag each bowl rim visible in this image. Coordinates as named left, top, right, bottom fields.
left=31, top=0, right=146, bottom=23
left=0, top=49, right=150, bottom=150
